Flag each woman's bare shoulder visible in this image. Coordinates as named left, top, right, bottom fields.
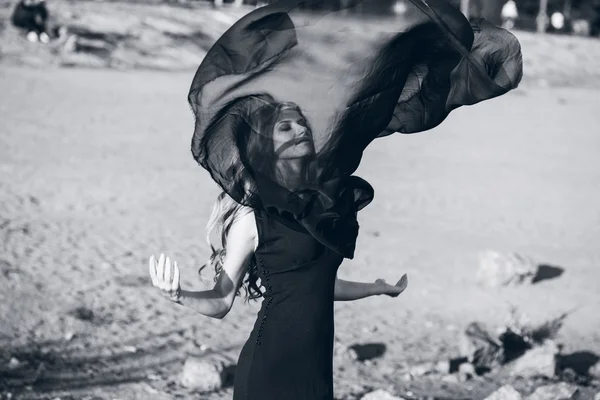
left=230, top=208, right=259, bottom=251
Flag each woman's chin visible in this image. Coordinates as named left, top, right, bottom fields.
left=283, top=144, right=315, bottom=158
left=298, top=142, right=316, bottom=155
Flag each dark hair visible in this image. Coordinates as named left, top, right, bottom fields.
left=200, top=96, right=313, bottom=302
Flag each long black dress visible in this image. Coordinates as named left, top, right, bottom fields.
left=233, top=209, right=344, bottom=400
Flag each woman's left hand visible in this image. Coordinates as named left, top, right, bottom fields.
left=375, top=274, right=408, bottom=297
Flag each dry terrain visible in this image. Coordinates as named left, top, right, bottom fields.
left=1, top=1, right=600, bottom=399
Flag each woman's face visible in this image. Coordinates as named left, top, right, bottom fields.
left=272, top=107, right=315, bottom=159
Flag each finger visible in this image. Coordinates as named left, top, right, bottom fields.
left=164, top=257, right=172, bottom=290
left=172, top=261, right=180, bottom=293
left=149, top=255, right=159, bottom=286
left=156, top=253, right=165, bottom=287
left=395, top=274, right=408, bottom=292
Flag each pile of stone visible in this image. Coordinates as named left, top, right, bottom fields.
left=483, top=382, right=586, bottom=400
left=403, top=309, right=575, bottom=381
left=172, top=250, right=598, bottom=399
left=179, top=350, right=236, bottom=394
left=476, top=250, right=564, bottom=288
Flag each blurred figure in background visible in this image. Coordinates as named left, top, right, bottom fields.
left=550, top=10, right=566, bottom=31
left=11, top=0, right=50, bottom=43
left=501, top=0, right=519, bottom=29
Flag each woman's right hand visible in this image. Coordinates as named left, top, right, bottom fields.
left=149, top=253, right=182, bottom=303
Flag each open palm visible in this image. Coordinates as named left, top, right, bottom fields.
left=376, top=274, right=408, bottom=297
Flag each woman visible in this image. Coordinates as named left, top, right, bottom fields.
left=149, top=98, right=408, bottom=399
left=150, top=0, right=522, bottom=397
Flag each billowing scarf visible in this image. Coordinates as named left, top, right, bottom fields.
left=189, top=0, right=523, bottom=258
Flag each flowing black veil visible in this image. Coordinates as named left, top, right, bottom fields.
left=188, top=0, right=523, bottom=259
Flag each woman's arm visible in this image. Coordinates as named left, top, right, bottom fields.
left=149, top=211, right=258, bottom=319
left=334, top=274, right=408, bottom=302
left=181, top=211, right=258, bottom=318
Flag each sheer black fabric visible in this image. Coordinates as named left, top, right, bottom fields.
left=188, top=0, right=523, bottom=259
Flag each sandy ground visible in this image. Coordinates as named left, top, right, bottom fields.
left=1, top=65, right=599, bottom=399
left=1, top=2, right=600, bottom=399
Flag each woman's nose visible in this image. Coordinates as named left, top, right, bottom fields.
left=293, top=123, right=307, bottom=136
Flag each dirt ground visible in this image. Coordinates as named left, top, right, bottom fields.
left=1, top=2, right=600, bottom=400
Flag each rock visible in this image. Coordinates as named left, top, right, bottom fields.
left=441, top=374, right=459, bottom=383
left=361, top=389, right=405, bottom=400
left=435, top=360, right=451, bottom=373
left=526, top=382, right=579, bottom=400
left=589, top=362, right=600, bottom=379
left=458, top=362, right=476, bottom=381
left=459, top=322, right=503, bottom=369
left=408, top=362, right=436, bottom=376
left=334, top=342, right=358, bottom=361
left=70, top=306, right=95, bottom=322
left=180, top=353, right=235, bottom=393
left=123, top=346, right=137, bottom=353
left=477, top=251, right=537, bottom=287
left=511, top=340, right=559, bottom=379
left=484, top=385, right=523, bottom=400
left=146, top=373, right=160, bottom=381
left=400, top=372, right=413, bottom=381
left=8, top=357, right=20, bottom=369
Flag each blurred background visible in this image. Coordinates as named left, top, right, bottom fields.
left=1, top=0, right=600, bottom=399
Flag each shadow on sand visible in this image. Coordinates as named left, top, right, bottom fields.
left=348, top=342, right=387, bottom=362
left=557, top=350, right=600, bottom=380
left=0, top=328, right=193, bottom=396
left=532, top=264, right=565, bottom=284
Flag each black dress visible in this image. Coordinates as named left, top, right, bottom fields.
left=233, top=209, right=344, bottom=400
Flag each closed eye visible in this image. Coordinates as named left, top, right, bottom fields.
left=277, top=119, right=307, bottom=129
left=277, top=122, right=292, bottom=131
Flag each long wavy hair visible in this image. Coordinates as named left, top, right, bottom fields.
left=198, top=191, right=263, bottom=302
left=198, top=96, right=314, bottom=302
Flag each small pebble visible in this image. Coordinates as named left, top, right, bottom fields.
left=8, top=357, right=20, bottom=369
